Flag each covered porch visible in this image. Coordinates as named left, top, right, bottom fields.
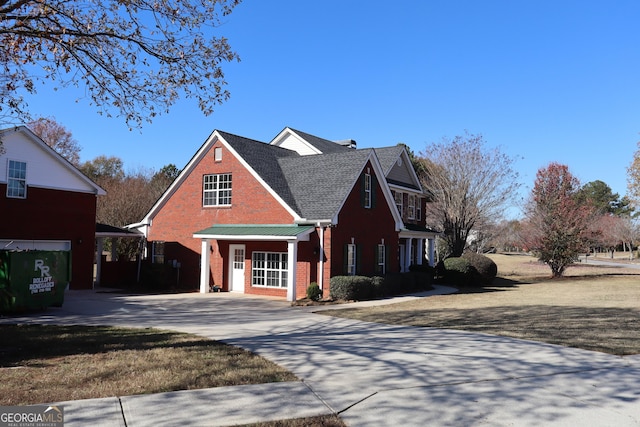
left=398, top=225, right=439, bottom=272
left=193, top=224, right=317, bottom=301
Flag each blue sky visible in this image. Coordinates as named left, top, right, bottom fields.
left=21, top=1, right=640, bottom=217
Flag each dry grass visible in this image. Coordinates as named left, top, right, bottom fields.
left=323, top=253, right=640, bottom=355
left=0, top=325, right=297, bottom=406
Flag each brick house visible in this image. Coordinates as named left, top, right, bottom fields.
left=0, top=126, right=105, bottom=290
left=131, top=127, right=437, bottom=301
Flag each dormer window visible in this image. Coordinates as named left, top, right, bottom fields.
left=7, top=160, right=27, bottom=199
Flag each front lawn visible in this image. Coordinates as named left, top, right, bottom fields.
left=321, top=253, right=640, bottom=355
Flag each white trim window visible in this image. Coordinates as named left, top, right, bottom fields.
left=152, top=241, right=165, bottom=264
left=203, top=173, right=232, bottom=206
left=408, top=194, right=416, bottom=219
left=252, top=252, right=288, bottom=288
left=377, top=244, right=386, bottom=275
left=364, top=173, right=372, bottom=208
left=394, top=191, right=403, bottom=217
left=7, top=159, right=27, bottom=198
left=416, top=196, right=422, bottom=221
left=347, top=243, right=357, bottom=276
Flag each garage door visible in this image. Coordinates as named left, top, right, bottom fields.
left=0, top=240, right=71, bottom=251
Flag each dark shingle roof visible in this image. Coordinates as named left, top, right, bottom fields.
left=374, top=145, right=405, bottom=174
left=279, top=149, right=373, bottom=219
left=219, top=130, right=372, bottom=221
left=218, top=131, right=302, bottom=212
left=288, top=128, right=352, bottom=154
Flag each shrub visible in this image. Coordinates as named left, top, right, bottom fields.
left=330, top=276, right=374, bottom=301
left=306, top=282, right=322, bottom=301
left=442, top=257, right=476, bottom=287
left=462, top=252, right=498, bottom=285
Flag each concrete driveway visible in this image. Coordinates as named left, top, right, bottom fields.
left=2, top=290, right=640, bottom=426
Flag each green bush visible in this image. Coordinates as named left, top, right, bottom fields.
left=462, top=252, right=498, bottom=285
left=442, top=257, right=476, bottom=287
left=330, top=276, right=374, bottom=301
left=306, top=282, right=322, bottom=301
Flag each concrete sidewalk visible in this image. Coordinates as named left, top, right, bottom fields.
left=54, top=382, right=333, bottom=427
left=5, top=289, right=640, bottom=426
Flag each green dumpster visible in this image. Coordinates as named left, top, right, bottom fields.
left=0, top=250, right=70, bottom=313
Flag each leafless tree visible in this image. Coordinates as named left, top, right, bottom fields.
left=419, top=132, right=521, bottom=257
left=1, top=0, right=241, bottom=129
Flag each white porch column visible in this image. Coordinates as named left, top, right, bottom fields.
left=427, top=238, right=436, bottom=267
left=199, top=239, right=211, bottom=294
left=287, top=240, right=298, bottom=302
left=95, top=237, right=104, bottom=288
left=318, top=226, right=325, bottom=293
left=404, top=239, right=412, bottom=272
left=416, top=238, right=424, bottom=265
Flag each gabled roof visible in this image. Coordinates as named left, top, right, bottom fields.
left=0, top=126, right=106, bottom=195
left=374, top=145, right=423, bottom=193
left=278, top=149, right=374, bottom=220
left=269, top=127, right=353, bottom=155
left=138, top=128, right=404, bottom=230
left=285, top=128, right=353, bottom=154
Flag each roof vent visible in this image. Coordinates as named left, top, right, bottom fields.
left=335, top=139, right=357, bottom=149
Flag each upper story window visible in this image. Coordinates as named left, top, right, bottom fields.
left=408, top=194, right=416, bottom=219
left=394, top=191, right=403, bottom=217
left=7, top=160, right=27, bottom=199
left=416, top=196, right=422, bottom=221
left=203, top=173, right=232, bottom=206
left=214, top=147, right=222, bottom=162
left=363, top=173, right=372, bottom=208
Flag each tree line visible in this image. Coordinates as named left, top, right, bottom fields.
left=29, top=117, right=179, bottom=258
left=411, top=133, right=640, bottom=278
left=30, top=116, right=640, bottom=278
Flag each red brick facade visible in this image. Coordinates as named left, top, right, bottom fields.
left=0, top=184, right=98, bottom=289
left=146, top=141, right=402, bottom=300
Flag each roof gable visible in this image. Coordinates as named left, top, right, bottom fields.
left=0, top=126, right=105, bottom=195
left=139, top=130, right=302, bottom=227
left=375, top=146, right=423, bottom=192
left=270, top=127, right=352, bottom=155
left=138, top=128, right=404, bottom=231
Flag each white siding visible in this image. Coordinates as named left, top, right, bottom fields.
left=0, top=129, right=99, bottom=194
left=270, top=133, right=320, bottom=156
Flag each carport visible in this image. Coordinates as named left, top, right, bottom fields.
left=95, top=223, right=144, bottom=288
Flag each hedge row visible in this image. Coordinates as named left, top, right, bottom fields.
left=328, top=268, right=434, bottom=302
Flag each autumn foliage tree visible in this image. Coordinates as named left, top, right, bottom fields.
left=27, top=117, right=82, bottom=165
left=80, top=156, right=178, bottom=259
left=1, top=0, right=241, bottom=128
left=522, top=163, right=596, bottom=277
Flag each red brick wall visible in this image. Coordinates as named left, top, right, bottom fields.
left=330, top=163, right=399, bottom=277
left=148, top=140, right=296, bottom=290
left=0, top=185, right=98, bottom=289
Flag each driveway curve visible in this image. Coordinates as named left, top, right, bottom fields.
left=3, top=290, right=639, bottom=426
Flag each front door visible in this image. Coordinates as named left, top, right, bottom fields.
left=229, top=244, right=245, bottom=293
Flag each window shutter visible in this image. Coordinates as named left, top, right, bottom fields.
left=343, top=244, right=349, bottom=274
left=371, top=175, right=377, bottom=208
left=360, top=174, right=366, bottom=207
left=356, top=244, right=362, bottom=275
left=385, top=245, right=390, bottom=274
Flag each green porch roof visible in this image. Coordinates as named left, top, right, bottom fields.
left=193, top=224, right=315, bottom=239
